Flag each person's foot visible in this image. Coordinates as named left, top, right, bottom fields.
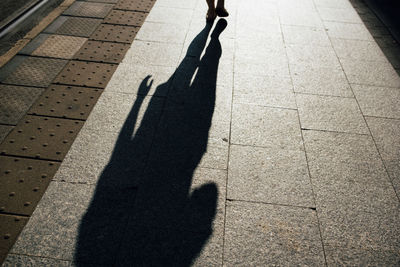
left=215, top=7, right=229, bottom=17
left=206, top=8, right=217, bottom=23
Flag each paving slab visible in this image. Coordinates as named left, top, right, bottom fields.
left=2, top=254, right=71, bottom=267
left=90, top=24, right=139, bottom=43
left=0, top=126, right=13, bottom=143
left=29, top=35, right=87, bottom=60
left=0, top=115, right=83, bottom=161
left=44, top=16, right=102, bottom=37
left=54, top=61, right=117, bottom=88
left=233, top=73, right=296, bottom=109
left=29, top=85, right=102, bottom=120
left=104, top=10, right=147, bottom=26
left=366, top=117, right=400, bottom=196
left=231, top=103, right=303, bottom=149
left=105, top=63, right=175, bottom=96
left=0, top=156, right=60, bottom=215
left=296, top=94, right=369, bottom=134
left=282, top=25, right=331, bottom=46
left=122, top=40, right=182, bottom=67
left=10, top=181, right=135, bottom=264
left=0, top=56, right=67, bottom=88
left=63, top=1, right=113, bottom=18
left=317, top=6, right=363, bottom=23
left=135, top=22, right=187, bottom=44
left=224, top=201, right=325, bottom=266
left=324, top=21, right=374, bottom=40
left=74, top=40, right=130, bottom=63
left=331, top=38, right=388, bottom=62
left=115, top=0, right=156, bottom=12
left=227, top=144, right=314, bottom=207
left=145, top=6, right=192, bottom=25
left=0, top=215, right=28, bottom=259
left=352, top=84, right=400, bottom=118
left=290, top=63, right=353, bottom=97
left=340, top=58, right=400, bottom=87
left=0, top=85, right=44, bottom=125
left=279, top=9, right=324, bottom=28
left=83, top=92, right=164, bottom=134
left=303, top=130, right=398, bottom=211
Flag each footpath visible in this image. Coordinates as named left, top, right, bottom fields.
left=0, top=0, right=399, bottom=266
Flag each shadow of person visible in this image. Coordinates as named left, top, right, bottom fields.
left=75, top=19, right=228, bottom=266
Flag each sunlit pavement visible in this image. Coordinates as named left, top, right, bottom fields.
left=1, top=0, right=400, bottom=265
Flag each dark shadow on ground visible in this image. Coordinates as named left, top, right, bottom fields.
left=349, top=0, right=400, bottom=74
left=74, top=19, right=227, bottom=266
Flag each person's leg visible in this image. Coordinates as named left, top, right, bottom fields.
left=216, top=0, right=229, bottom=17
left=206, top=0, right=216, bottom=22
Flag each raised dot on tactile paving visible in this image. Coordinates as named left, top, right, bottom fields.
left=33, top=187, right=39, bottom=192
left=24, top=202, right=31, bottom=207
left=9, top=192, right=15, bottom=197
left=4, top=234, right=11, bottom=239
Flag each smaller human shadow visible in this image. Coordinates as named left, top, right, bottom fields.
left=75, top=19, right=228, bottom=266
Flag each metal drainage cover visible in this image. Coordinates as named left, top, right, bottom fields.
left=54, top=61, right=117, bottom=88
left=104, top=10, right=147, bottom=26
left=32, top=35, right=87, bottom=59
left=90, top=24, right=139, bottom=43
left=2, top=56, right=67, bottom=88
left=29, top=85, right=102, bottom=120
left=0, top=156, right=60, bottom=216
left=46, top=16, right=102, bottom=37
left=115, top=0, right=156, bottom=12
left=74, top=40, right=130, bottom=63
left=0, top=85, right=44, bottom=125
left=0, top=115, right=83, bottom=161
left=63, top=1, right=113, bottom=18
left=0, top=214, right=28, bottom=254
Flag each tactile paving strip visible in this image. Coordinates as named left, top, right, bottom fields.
left=54, top=61, right=117, bottom=88
left=29, top=85, right=102, bottom=120
left=115, top=0, right=156, bottom=12
left=104, top=10, right=147, bottom=26
left=32, top=35, right=87, bottom=59
left=1, top=56, right=68, bottom=88
left=0, top=115, right=83, bottom=161
left=87, top=0, right=118, bottom=3
left=0, top=156, right=60, bottom=215
left=0, top=85, right=44, bottom=125
left=46, top=16, right=102, bottom=37
left=63, top=1, right=113, bottom=18
left=90, top=24, right=139, bottom=43
left=0, top=214, right=28, bottom=257
left=74, top=40, right=130, bottom=63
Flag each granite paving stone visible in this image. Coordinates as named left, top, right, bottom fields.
left=366, top=117, right=400, bottom=196
left=325, top=245, right=400, bottom=267
left=296, top=94, right=369, bottom=134
left=227, top=144, right=314, bottom=207
left=54, top=128, right=151, bottom=186
left=279, top=9, right=324, bottom=28
left=122, top=40, right=182, bottom=67
left=314, top=0, right=353, bottom=9
left=231, top=103, right=302, bottom=149
left=135, top=22, right=187, bottom=44
left=105, top=63, right=175, bottom=96
left=340, top=58, right=400, bottom=87
left=234, top=58, right=290, bottom=77
left=84, top=91, right=164, bottom=134
left=290, top=63, right=353, bottom=97
left=224, top=201, right=325, bottom=266
left=324, top=21, right=374, bottom=40
left=282, top=25, right=331, bottom=46
left=10, top=181, right=135, bottom=264
left=331, top=38, right=388, bottom=62
left=352, top=84, right=400, bottom=118
left=233, top=73, right=296, bottom=109
left=286, top=43, right=340, bottom=67
left=317, top=6, right=363, bottom=23
left=145, top=6, right=193, bottom=25
left=303, top=130, right=398, bottom=210
left=2, top=254, right=71, bottom=267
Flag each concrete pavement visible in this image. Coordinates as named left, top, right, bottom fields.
left=1, top=0, right=400, bottom=265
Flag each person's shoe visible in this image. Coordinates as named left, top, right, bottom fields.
left=215, top=7, right=229, bottom=17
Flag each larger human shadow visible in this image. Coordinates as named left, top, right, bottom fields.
left=75, top=19, right=227, bottom=266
